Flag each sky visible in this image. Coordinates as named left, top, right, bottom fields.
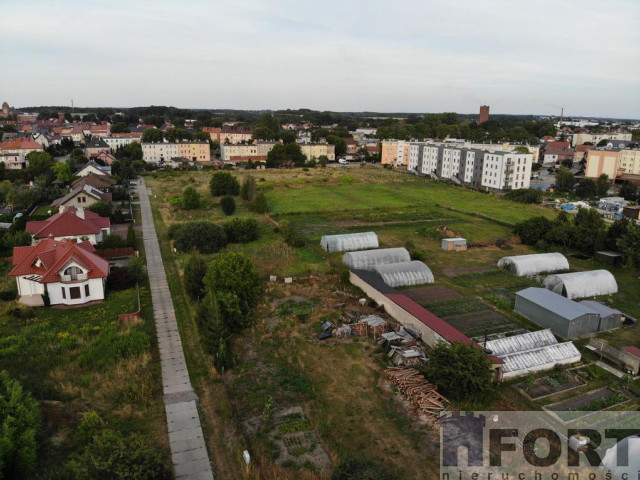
left=2, top=0, right=640, bottom=118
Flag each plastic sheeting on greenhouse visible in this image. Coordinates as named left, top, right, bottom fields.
left=484, top=329, right=581, bottom=379
left=542, top=270, right=618, bottom=299
left=320, top=231, right=379, bottom=252
left=497, top=252, right=569, bottom=277
left=373, top=261, right=434, bottom=287
left=342, top=247, right=411, bottom=271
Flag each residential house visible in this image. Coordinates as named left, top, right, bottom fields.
left=0, top=137, right=43, bottom=163
left=26, top=206, right=110, bottom=245
left=299, top=142, right=336, bottom=161
left=345, top=138, right=359, bottom=155
left=142, top=141, right=210, bottom=163
left=10, top=238, right=110, bottom=307
left=75, top=160, right=111, bottom=177
left=574, top=144, right=594, bottom=164
left=543, top=146, right=575, bottom=165
left=572, top=132, right=632, bottom=147
left=90, top=151, right=117, bottom=166
left=0, top=152, right=27, bottom=170
left=51, top=184, right=111, bottom=209
left=103, top=133, right=142, bottom=151
left=84, top=137, right=110, bottom=158
left=72, top=174, right=117, bottom=193
left=204, top=126, right=255, bottom=144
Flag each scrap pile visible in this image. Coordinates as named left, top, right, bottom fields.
left=352, top=315, right=389, bottom=337
left=386, top=367, right=449, bottom=417
left=387, top=346, right=427, bottom=366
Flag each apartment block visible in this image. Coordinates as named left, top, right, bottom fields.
left=204, top=126, right=254, bottom=144
left=142, top=141, right=210, bottom=163
left=585, top=149, right=640, bottom=179
left=104, top=133, right=142, bottom=151
left=299, top=143, right=335, bottom=161
left=572, top=132, right=632, bottom=147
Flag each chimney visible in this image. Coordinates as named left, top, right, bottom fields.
left=76, top=206, right=85, bottom=220
left=59, top=205, right=65, bottom=214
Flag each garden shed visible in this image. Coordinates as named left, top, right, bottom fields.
left=514, top=287, right=600, bottom=338
left=320, top=231, right=379, bottom=253
left=497, top=252, right=569, bottom=277
left=484, top=329, right=581, bottom=380
left=542, top=270, right=618, bottom=299
left=441, top=237, right=467, bottom=251
left=579, top=301, right=622, bottom=332
left=373, top=261, right=434, bottom=288
left=342, top=247, right=411, bottom=271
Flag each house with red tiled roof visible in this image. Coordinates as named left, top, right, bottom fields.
left=51, top=184, right=111, bottom=209
left=26, top=206, right=110, bottom=245
left=72, top=173, right=117, bottom=192
left=10, top=238, right=110, bottom=307
left=0, top=137, right=43, bottom=163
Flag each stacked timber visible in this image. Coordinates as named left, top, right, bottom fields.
left=386, top=367, right=448, bottom=417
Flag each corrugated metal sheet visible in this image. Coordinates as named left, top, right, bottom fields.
left=497, top=252, right=569, bottom=277
left=542, top=270, right=618, bottom=299
left=320, top=232, right=379, bottom=252
left=374, top=260, right=434, bottom=287
left=516, top=288, right=597, bottom=320
left=342, top=247, right=410, bottom=271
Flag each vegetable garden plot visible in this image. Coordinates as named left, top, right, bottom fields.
left=517, top=372, right=586, bottom=400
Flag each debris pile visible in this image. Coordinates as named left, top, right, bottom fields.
left=352, top=315, right=389, bottom=337
left=387, top=346, right=427, bottom=366
left=386, top=367, right=449, bottom=417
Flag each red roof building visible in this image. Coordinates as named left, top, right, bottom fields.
left=10, top=238, right=110, bottom=307
left=26, top=206, right=110, bottom=244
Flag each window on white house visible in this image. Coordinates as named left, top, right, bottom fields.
left=85, top=284, right=90, bottom=297
left=69, top=287, right=81, bottom=299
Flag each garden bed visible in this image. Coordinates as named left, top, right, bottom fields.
left=544, top=387, right=629, bottom=423
left=517, top=371, right=586, bottom=400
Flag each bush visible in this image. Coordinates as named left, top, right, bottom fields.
left=280, top=221, right=305, bottom=247
left=514, top=216, right=553, bottom=245
left=106, top=267, right=137, bottom=291
left=87, top=201, right=111, bottom=218
left=77, top=328, right=150, bottom=369
left=167, top=223, right=184, bottom=240
left=174, top=222, right=227, bottom=254
left=223, top=218, right=260, bottom=243
left=64, top=429, right=171, bottom=480
left=184, top=254, right=207, bottom=301
left=332, top=457, right=400, bottom=480
left=98, top=234, right=128, bottom=249
left=240, top=176, right=257, bottom=201
left=505, top=188, right=543, bottom=204
left=126, top=224, right=136, bottom=248
left=0, top=371, right=39, bottom=479
left=220, top=195, right=236, bottom=216
left=209, top=171, right=239, bottom=196
left=248, top=192, right=269, bottom=213
left=181, top=185, right=202, bottom=210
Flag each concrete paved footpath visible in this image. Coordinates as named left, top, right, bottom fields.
left=138, top=179, right=214, bottom=480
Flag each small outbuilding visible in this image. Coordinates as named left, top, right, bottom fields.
left=497, top=252, right=569, bottom=277
left=484, top=329, right=581, bottom=380
left=542, top=270, right=618, bottom=299
left=441, top=237, right=467, bottom=251
left=373, top=261, right=434, bottom=288
left=594, top=251, right=624, bottom=268
left=320, top=231, right=379, bottom=253
left=342, top=247, right=411, bottom=271
left=579, top=301, right=623, bottom=332
left=514, top=287, right=600, bottom=338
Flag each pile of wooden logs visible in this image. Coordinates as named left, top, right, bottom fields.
left=386, top=367, right=449, bottom=417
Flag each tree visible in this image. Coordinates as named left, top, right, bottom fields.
left=326, top=135, right=347, bottom=156
left=87, top=201, right=112, bottom=218
left=618, top=182, right=638, bottom=201
left=164, top=127, right=192, bottom=143
left=265, top=143, right=306, bottom=168
left=184, top=253, right=207, bottom=301
left=278, top=130, right=297, bottom=144
left=505, top=188, right=542, bottom=204
left=617, top=222, right=640, bottom=269
left=224, top=218, right=260, bottom=243
left=204, top=252, right=262, bottom=332
left=195, top=293, right=231, bottom=368
left=554, top=166, right=575, bottom=193
left=209, top=172, right=240, bottom=196
left=64, top=429, right=171, bottom=480
left=573, top=207, right=606, bottom=254
left=575, top=179, right=597, bottom=199
left=220, top=195, right=236, bottom=216
left=181, top=185, right=202, bottom=210
left=240, top=176, right=257, bottom=201
left=0, top=371, right=39, bottom=479
left=174, top=222, right=227, bottom=254
left=126, top=224, right=136, bottom=247
left=51, top=162, right=73, bottom=183
left=606, top=218, right=629, bottom=252
left=248, top=192, right=269, bottom=213
left=26, top=151, right=53, bottom=179
left=110, top=122, right=130, bottom=134
left=596, top=173, right=610, bottom=197
left=141, top=128, right=163, bottom=143
left=422, top=342, right=494, bottom=402
left=514, top=146, right=530, bottom=154
left=514, top=216, right=553, bottom=245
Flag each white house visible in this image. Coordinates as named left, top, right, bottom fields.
left=10, top=238, right=110, bottom=307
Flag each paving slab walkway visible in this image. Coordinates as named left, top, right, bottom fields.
left=138, top=179, right=214, bottom=480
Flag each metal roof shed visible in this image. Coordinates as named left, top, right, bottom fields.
left=320, top=231, right=379, bottom=253
left=579, top=301, right=622, bottom=332
left=441, top=237, right=467, bottom=251
left=542, top=270, right=618, bottom=299
left=514, top=287, right=600, bottom=338
left=497, top=252, right=569, bottom=277
left=373, top=261, right=434, bottom=287
left=342, top=247, right=411, bottom=271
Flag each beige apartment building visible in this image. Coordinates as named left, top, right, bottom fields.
left=204, top=126, right=254, bottom=144
left=572, top=132, right=632, bottom=147
left=586, top=149, right=640, bottom=179
left=142, top=141, right=210, bottom=163
left=299, top=143, right=335, bottom=161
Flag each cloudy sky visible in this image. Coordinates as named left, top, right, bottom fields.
left=2, top=0, right=639, bottom=118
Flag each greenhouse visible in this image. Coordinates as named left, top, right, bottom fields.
left=542, top=270, right=618, bottom=299
left=497, top=252, right=570, bottom=277
left=374, top=261, right=435, bottom=288
left=342, top=247, right=411, bottom=271
left=320, top=231, right=379, bottom=253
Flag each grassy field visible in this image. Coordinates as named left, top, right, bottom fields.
left=145, top=166, right=640, bottom=479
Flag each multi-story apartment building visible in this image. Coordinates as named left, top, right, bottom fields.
left=571, top=132, right=632, bottom=147
left=142, top=141, right=210, bottom=163
left=585, top=149, right=640, bottom=179
left=220, top=143, right=270, bottom=162
left=385, top=140, right=532, bottom=191
left=104, top=133, right=142, bottom=151
left=299, top=143, right=335, bottom=161
left=204, top=126, right=254, bottom=144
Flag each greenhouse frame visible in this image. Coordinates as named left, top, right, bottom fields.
left=542, top=270, right=618, bottom=299
left=373, top=261, right=434, bottom=288
left=497, top=252, right=570, bottom=277
left=320, top=231, right=379, bottom=253
left=342, top=247, right=411, bottom=271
